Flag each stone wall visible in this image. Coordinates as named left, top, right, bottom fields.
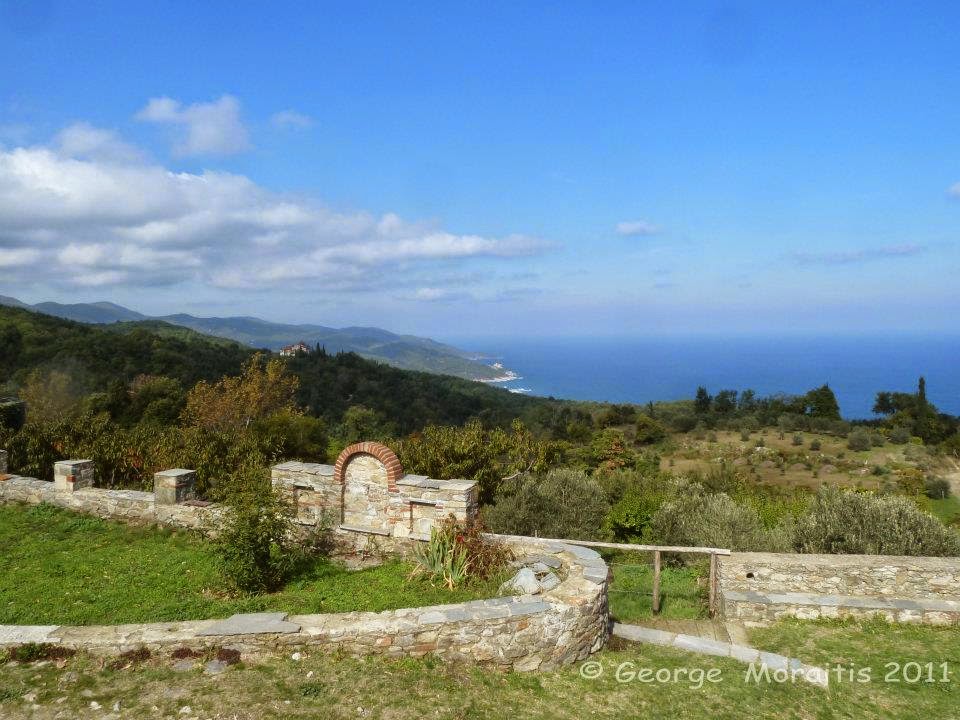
left=1, top=442, right=477, bottom=554
left=0, top=536, right=609, bottom=672
left=0, top=474, right=218, bottom=532
left=272, top=442, right=480, bottom=551
left=719, top=552, right=960, bottom=625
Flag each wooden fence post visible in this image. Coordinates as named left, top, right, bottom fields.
left=652, top=550, right=661, bottom=614
left=708, top=552, right=718, bottom=617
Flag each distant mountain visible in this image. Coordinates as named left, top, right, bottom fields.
left=0, top=296, right=505, bottom=381
left=32, top=301, right=147, bottom=324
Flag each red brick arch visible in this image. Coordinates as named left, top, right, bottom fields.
left=334, top=441, right=403, bottom=493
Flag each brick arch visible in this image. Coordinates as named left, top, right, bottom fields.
left=334, top=441, right=403, bottom=493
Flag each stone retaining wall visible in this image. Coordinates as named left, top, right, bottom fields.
left=0, top=536, right=609, bottom=672
left=0, top=474, right=218, bottom=531
left=719, top=552, right=960, bottom=625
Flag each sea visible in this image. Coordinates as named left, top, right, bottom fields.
left=444, top=335, right=960, bottom=419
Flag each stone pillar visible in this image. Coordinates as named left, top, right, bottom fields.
left=153, top=468, right=197, bottom=505
left=0, top=449, right=7, bottom=474
left=54, top=460, right=95, bottom=492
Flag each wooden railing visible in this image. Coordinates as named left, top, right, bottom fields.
left=535, top=538, right=732, bottom=617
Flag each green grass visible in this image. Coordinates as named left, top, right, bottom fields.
left=2, top=619, right=959, bottom=718
left=602, top=550, right=707, bottom=622
left=0, top=503, right=500, bottom=625
left=929, top=495, right=960, bottom=527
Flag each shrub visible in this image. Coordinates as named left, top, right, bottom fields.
left=870, top=433, right=885, bottom=447
left=792, top=433, right=804, bottom=446
left=412, top=524, right=469, bottom=589
left=604, top=473, right=672, bottom=541
left=795, top=487, right=960, bottom=556
left=847, top=429, right=872, bottom=452
left=809, top=439, right=822, bottom=451
left=0, top=399, right=26, bottom=432
left=634, top=414, right=667, bottom=445
left=741, top=416, right=761, bottom=434
left=649, top=490, right=794, bottom=551
left=924, top=477, right=951, bottom=500
left=484, top=469, right=610, bottom=541
left=215, top=464, right=297, bottom=594
left=890, top=426, right=911, bottom=445
left=412, top=515, right=510, bottom=588
left=740, top=429, right=751, bottom=441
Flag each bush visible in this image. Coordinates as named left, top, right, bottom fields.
left=870, top=433, right=885, bottom=447
left=484, top=469, right=610, bottom=541
left=412, top=522, right=469, bottom=589
left=668, top=412, right=698, bottom=434
left=412, top=515, right=510, bottom=588
left=924, top=477, right=951, bottom=500
left=0, top=399, right=26, bottom=432
left=795, top=487, right=960, bottom=556
left=602, top=471, right=672, bottom=541
left=634, top=414, right=667, bottom=445
left=847, top=429, right=872, bottom=452
left=792, top=433, right=804, bottom=446
left=890, top=426, right=911, bottom=445
left=215, top=465, right=297, bottom=593
left=809, top=439, right=822, bottom=451
left=649, top=490, right=794, bottom=551
left=740, top=429, right=750, bottom=441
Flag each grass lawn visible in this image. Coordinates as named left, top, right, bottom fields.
left=0, top=503, right=501, bottom=626
left=602, top=550, right=707, bottom=622
left=2, top=619, right=959, bottom=719
left=929, top=495, right=960, bottom=527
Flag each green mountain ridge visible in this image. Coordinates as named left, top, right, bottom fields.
left=0, top=304, right=546, bottom=433
left=0, top=297, right=503, bottom=381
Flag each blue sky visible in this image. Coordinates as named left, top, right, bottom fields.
left=0, top=1, right=958, bottom=337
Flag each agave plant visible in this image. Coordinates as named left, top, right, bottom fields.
left=412, top=523, right=471, bottom=588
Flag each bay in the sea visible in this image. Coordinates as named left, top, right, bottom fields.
left=444, top=335, right=960, bottom=419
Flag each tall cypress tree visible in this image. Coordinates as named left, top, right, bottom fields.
left=915, top=376, right=930, bottom=441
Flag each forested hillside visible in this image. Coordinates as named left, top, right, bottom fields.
left=0, top=305, right=546, bottom=433
left=0, top=305, right=254, bottom=392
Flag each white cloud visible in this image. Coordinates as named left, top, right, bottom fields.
left=55, top=122, right=143, bottom=163
left=0, top=124, right=550, bottom=291
left=0, top=247, right=41, bottom=267
left=271, top=110, right=313, bottom=129
left=793, top=244, right=926, bottom=265
left=949, top=182, right=960, bottom=197
left=615, top=220, right=660, bottom=236
left=136, top=95, right=251, bottom=156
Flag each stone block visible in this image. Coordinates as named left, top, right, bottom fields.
left=153, top=468, right=197, bottom=505
left=198, top=612, right=301, bottom=636
left=53, top=459, right=95, bottom=492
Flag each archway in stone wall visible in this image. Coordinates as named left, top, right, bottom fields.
left=334, top=442, right=403, bottom=531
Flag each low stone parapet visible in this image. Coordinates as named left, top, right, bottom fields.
left=0, top=536, right=609, bottom=671
left=718, top=551, right=960, bottom=626
left=722, top=589, right=960, bottom=626
left=0, top=475, right=218, bottom=532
